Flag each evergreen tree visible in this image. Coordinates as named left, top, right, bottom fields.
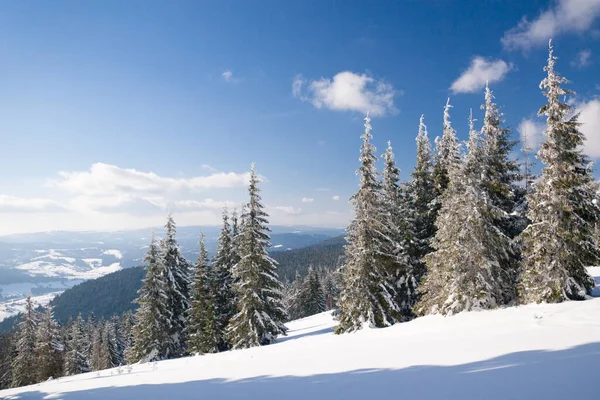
left=418, top=111, right=511, bottom=315
left=335, top=114, right=401, bottom=333
left=519, top=42, right=599, bottom=303
left=11, top=294, right=39, bottom=387
left=90, top=320, right=103, bottom=371
left=120, top=311, right=135, bottom=363
left=187, top=233, right=218, bottom=354
left=99, top=320, right=120, bottom=369
left=226, top=164, right=288, bottom=348
left=64, top=313, right=90, bottom=376
left=210, top=209, right=237, bottom=351
left=298, top=267, right=326, bottom=316
left=160, top=215, right=191, bottom=358
left=432, top=99, right=462, bottom=196
left=382, top=141, right=416, bottom=318
left=35, top=307, right=63, bottom=381
left=130, top=233, right=170, bottom=363
left=407, top=115, right=437, bottom=279
left=0, top=333, right=15, bottom=389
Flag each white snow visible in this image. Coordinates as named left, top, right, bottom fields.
left=2, top=282, right=600, bottom=399
left=0, top=292, right=61, bottom=322
left=103, top=249, right=123, bottom=259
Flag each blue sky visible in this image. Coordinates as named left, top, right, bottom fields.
left=0, top=0, right=599, bottom=234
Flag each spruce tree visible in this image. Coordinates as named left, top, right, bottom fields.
left=0, top=333, right=15, bottom=389
left=418, top=111, right=511, bottom=315
left=64, top=313, right=90, bottom=376
left=432, top=99, right=461, bottom=196
left=130, top=233, right=170, bottom=362
left=519, top=42, right=599, bottom=303
left=226, top=164, right=288, bottom=348
left=11, top=294, right=39, bottom=387
left=187, top=233, right=218, bottom=354
left=36, top=307, right=63, bottom=381
left=335, top=114, right=401, bottom=333
left=298, top=267, right=326, bottom=316
left=160, top=215, right=191, bottom=358
left=407, top=115, right=437, bottom=279
left=211, top=209, right=237, bottom=351
left=382, top=141, right=416, bottom=318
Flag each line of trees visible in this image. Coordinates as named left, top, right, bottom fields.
left=336, top=42, right=599, bottom=333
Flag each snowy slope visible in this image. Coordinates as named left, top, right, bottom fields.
left=0, top=292, right=60, bottom=322
left=2, top=293, right=600, bottom=399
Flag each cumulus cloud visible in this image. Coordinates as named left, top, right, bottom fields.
left=502, top=0, right=600, bottom=51
left=332, top=195, right=340, bottom=201
left=293, top=71, right=397, bottom=116
left=273, top=206, right=302, bottom=215
left=571, top=49, right=592, bottom=68
left=47, top=163, right=252, bottom=196
left=518, top=118, right=546, bottom=150
left=576, top=99, right=600, bottom=158
left=301, top=197, right=314, bottom=203
left=222, top=69, right=239, bottom=83
left=450, top=57, right=513, bottom=94
left=171, top=199, right=236, bottom=212
left=0, top=195, right=66, bottom=213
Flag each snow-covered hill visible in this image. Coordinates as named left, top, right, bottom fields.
left=2, top=292, right=600, bottom=399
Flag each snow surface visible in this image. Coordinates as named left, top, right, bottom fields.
left=0, top=292, right=61, bottom=322
left=102, top=249, right=123, bottom=260
left=3, top=291, right=600, bottom=399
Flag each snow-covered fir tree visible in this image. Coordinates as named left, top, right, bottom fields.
left=298, top=267, right=326, bottom=316
left=418, top=111, right=511, bottom=315
left=226, top=164, right=288, bottom=348
left=130, top=233, right=170, bottom=363
left=11, top=294, right=39, bottom=387
left=407, top=115, right=437, bottom=281
left=335, top=114, right=401, bottom=333
left=210, top=209, right=237, bottom=351
left=519, top=42, right=599, bottom=303
left=100, top=320, right=121, bottom=369
left=160, top=215, right=191, bottom=358
left=64, top=313, right=90, bottom=376
left=120, top=311, right=135, bottom=363
left=35, top=306, right=63, bottom=381
left=432, top=98, right=461, bottom=196
left=0, top=333, right=15, bottom=389
left=187, top=233, right=218, bottom=354
left=381, top=141, right=416, bottom=318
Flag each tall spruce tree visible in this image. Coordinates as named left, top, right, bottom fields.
left=382, top=141, right=416, bottom=318
left=418, top=111, right=511, bottom=315
left=0, top=333, right=15, bottom=389
left=298, top=267, right=326, bottom=316
left=130, top=233, right=170, bottom=362
left=64, top=313, right=90, bottom=376
left=433, top=98, right=461, bottom=196
left=211, top=209, right=237, bottom=351
left=226, top=164, right=288, bottom=348
left=160, top=215, right=191, bottom=358
left=335, top=114, right=401, bottom=333
left=519, top=42, right=599, bottom=303
left=11, top=294, right=39, bottom=387
left=408, top=115, right=437, bottom=279
left=187, top=233, right=218, bottom=354
left=35, top=307, right=63, bottom=381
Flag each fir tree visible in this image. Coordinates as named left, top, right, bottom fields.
left=160, top=215, right=191, bottom=358
left=187, top=233, right=218, bottom=354
left=226, top=164, right=288, bottom=348
left=418, top=111, right=511, bottom=315
left=407, top=115, right=437, bottom=280
left=64, top=313, right=90, bottom=376
left=100, top=320, right=120, bottom=369
left=382, top=141, right=416, bottom=318
left=433, top=99, right=461, bottom=196
left=11, top=294, right=39, bottom=387
left=36, top=307, right=63, bottom=381
left=130, top=233, right=170, bottom=363
left=298, top=267, right=326, bottom=316
left=335, top=114, right=401, bottom=333
left=519, top=42, right=599, bottom=303
left=0, top=333, right=15, bottom=389
left=210, top=209, right=237, bottom=351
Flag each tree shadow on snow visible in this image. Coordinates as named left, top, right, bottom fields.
left=4, top=342, right=600, bottom=400
left=277, top=327, right=333, bottom=343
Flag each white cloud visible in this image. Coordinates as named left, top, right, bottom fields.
left=332, top=195, right=340, bottom=201
left=450, top=57, right=513, bottom=94
left=301, top=197, right=314, bottom=203
left=273, top=206, right=302, bottom=215
left=502, top=0, right=600, bottom=51
left=47, top=163, right=252, bottom=196
left=571, top=49, right=592, bottom=68
left=576, top=99, right=600, bottom=158
left=171, top=199, right=236, bottom=212
left=518, top=118, right=546, bottom=150
left=0, top=195, right=66, bottom=213
left=293, top=71, right=397, bottom=116
left=69, top=195, right=165, bottom=215
left=221, top=69, right=239, bottom=83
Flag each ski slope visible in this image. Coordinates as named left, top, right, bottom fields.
left=2, top=269, right=600, bottom=400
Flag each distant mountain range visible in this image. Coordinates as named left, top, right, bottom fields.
left=0, top=226, right=344, bottom=322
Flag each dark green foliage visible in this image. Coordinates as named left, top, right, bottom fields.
left=11, top=295, right=39, bottom=388
left=0, top=332, right=15, bottom=389
left=272, top=236, right=346, bottom=280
